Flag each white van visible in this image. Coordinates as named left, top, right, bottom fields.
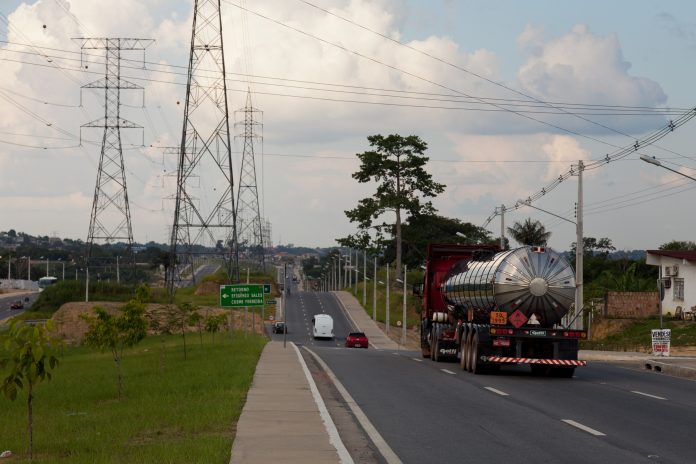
left=312, top=314, right=334, bottom=340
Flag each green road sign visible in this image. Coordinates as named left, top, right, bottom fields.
left=265, top=299, right=276, bottom=305
left=263, top=284, right=271, bottom=294
left=220, top=284, right=264, bottom=307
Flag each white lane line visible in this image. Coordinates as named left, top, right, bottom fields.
left=562, top=419, right=606, bottom=437
left=412, top=358, right=423, bottom=362
left=303, top=347, right=402, bottom=464
left=291, top=343, right=353, bottom=463
left=631, top=391, right=667, bottom=400
left=441, top=369, right=456, bottom=375
left=484, top=387, right=509, bottom=396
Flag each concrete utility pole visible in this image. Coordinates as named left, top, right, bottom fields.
left=402, top=265, right=407, bottom=346
left=386, top=263, right=390, bottom=335
left=500, top=204, right=506, bottom=250
left=574, top=160, right=584, bottom=330
left=373, top=256, right=377, bottom=320
left=354, top=249, right=358, bottom=295
left=338, top=253, right=341, bottom=290
left=363, top=250, right=367, bottom=307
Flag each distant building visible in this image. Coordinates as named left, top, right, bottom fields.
left=646, top=250, right=696, bottom=319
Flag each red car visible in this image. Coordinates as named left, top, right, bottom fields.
left=10, top=301, right=24, bottom=310
left=345, top=332, right=368, bottom=349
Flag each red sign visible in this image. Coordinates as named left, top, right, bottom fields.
left=509, top=310, right=528, bottom=328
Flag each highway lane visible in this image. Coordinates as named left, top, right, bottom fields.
left=271, top=288, right=356, bottom=347
left=290, top=290, right=696, bottom=463
left=0, top=291, right=40, bottom=321
left=314, top=346, right=696, bottom=463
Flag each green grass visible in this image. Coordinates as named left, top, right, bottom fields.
left=581, top=318, right=696, bottom=351
left=0, top=331, right=266, bottom=463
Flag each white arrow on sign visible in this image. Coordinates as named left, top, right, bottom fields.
left=222, top=293, right=230, bottom=299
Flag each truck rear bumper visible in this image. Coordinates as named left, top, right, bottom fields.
left=483, top=356, right=587, bottom=366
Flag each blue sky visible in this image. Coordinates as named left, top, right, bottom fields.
left=1, top=0, right=696, bottom=250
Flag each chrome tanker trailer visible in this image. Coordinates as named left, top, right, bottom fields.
left=417, top=244, right=587, bottom=376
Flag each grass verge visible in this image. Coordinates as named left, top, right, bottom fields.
left=0, top=331, right=266, bottom=463
left=581, top=318, right=696, bottom=351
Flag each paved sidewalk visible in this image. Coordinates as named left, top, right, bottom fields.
left=580, top=349, right=696, bottom=380
left=230, top=341, right=342, bottom=464
left=332, top=291, right=400, bottom=350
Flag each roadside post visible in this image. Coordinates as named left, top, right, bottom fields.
left=220, top=283, right=264, bottom=337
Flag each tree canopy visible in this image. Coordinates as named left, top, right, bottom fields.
left=659, top=240, right=696, bottom=250
left=506, top=218, right=551, bottom=246
left=342, top=134, right=445, bottom=278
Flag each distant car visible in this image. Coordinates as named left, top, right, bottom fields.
left=10, top=300, right=24, bottom=310
left=345, top=332, right=368, bottom=349
left=272, top=321, right=287, bottom=334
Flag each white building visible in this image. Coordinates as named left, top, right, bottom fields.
left=646, top=250, right=696, bottom=318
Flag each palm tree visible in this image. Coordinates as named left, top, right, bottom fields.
left=507, top=218, right=551, bottom=246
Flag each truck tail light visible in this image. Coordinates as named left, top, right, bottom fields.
left=490, top=328, right=514, bottom=335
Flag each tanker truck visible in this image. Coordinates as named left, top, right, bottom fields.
left=417, top=243, right=587, bottom=377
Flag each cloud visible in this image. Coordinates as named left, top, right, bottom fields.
left=516, top=24, right=668, bottom=134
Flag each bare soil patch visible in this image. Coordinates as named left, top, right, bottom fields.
left=51, top=301, right=265, bottom=344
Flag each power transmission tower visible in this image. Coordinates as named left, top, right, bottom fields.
left=78, top=38, right=152, bottom=277
left=168, top=0, right=239, bottom=293
left=235, top=89, right=265, bottom=271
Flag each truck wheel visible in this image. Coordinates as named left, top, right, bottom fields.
left=430, top=325, right=437, bottom=361
left=471, top=332, right=482, bottom=375
left=433, top=336, right=441, bottom=362
left=467, top=332, right=476, bottom=372
left=459, top=335, right=468, bottom=371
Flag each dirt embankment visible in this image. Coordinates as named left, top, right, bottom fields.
left=51, top=301, right=265, bottom=344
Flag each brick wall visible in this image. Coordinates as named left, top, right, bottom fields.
left=604, top=292, right=659, bottom=318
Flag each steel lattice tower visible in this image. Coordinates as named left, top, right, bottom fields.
left=235, top=89, right=265, bottom=271
left=79, top=38, right=152, bottom=267
left=168, top=0, right=239, bottom=292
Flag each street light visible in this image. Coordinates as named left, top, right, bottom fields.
left=640, top=155, right=696, bottom=182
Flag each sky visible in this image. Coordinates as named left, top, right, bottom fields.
left=1, top=0, right=696, bottom=251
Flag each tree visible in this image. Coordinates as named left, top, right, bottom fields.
left=205, top=314, right=227, bottom=343
left=570, top=237, right=616, bottom=257
left=507, top=218, right=551, bottom=246
left=81, top=301, right=147, bottom=399
left=1, top=320, right=60, bottom=460
left=384, top=214, right=494, bottom=267
left=344, top=134, right=445, bottom=279
left=166, top=303, right=199, bottom=359
left=659, top=240, right=696, bottom=251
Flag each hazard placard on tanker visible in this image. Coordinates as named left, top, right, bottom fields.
left=490, top=311, right=507, bottom=325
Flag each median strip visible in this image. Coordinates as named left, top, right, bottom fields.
left=562, top=419, right=606, bottom=437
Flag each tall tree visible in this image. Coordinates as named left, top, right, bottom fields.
left=659, top=240, right=696, bottom=250
left=344, top=134, right=445, bottom=279
left=507, top=218, right=551, bottom=246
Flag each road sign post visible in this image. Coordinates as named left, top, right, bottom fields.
left=220, top=284, right=264, bottom=308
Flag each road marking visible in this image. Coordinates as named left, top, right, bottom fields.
left=484, top=387, right=509, bottom=396
left=631, top=391, right=667, bottom=400
left=441, top=369, right=456, bottom=375
left=303, top=347, right=402, bottom=464
left=562, top=419, right=606, bottom=437
left=412, top=358, right=422, bottom=362
left=291, top=343, right=353, bottom=463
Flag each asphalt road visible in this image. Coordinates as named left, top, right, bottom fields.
left=271, top=286, right=357, bottom=348
left=0, top=291, right=40, bottom=321
left=287, top=289, right=696, bottom=464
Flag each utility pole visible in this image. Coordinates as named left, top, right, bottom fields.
left=78, top=37, right=151, bottom=278
left=362, top=250, right=367, bottom=307
left=338, top=253, right=342, bottom=290
left=235, top=89, right=265, bottom=272
left=386, top=263, right=390, bottom=335
left=401, top=264, right=407, bottom=346
left=373, top=256, right=377, bottom=320
left=574, top=160, right=584, bottom=330
left=500, top=204, right=506, bottom=250
left=116, top=256, right=120, bottom=284
left=168, top=0, right=239, bottom=294
left=354, top=249, right=358, bottom=295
